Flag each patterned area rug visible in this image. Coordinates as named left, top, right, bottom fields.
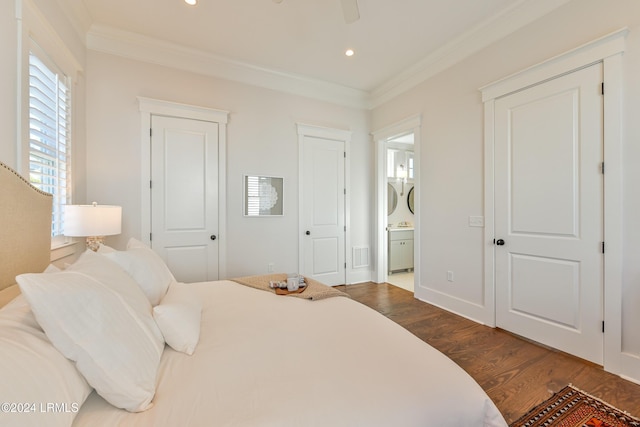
left=511, top=385, right=640, bottom=427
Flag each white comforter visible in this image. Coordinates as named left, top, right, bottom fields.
left=73, top=280, right=507, bottom=426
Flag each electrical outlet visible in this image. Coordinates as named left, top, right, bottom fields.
left=268, top=263, right=275, bottom=273
left=447, top=271, right=454, bottom=282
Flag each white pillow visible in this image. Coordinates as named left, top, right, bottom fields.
left=16, top=250, right=164, bottom=412
left=96, top=243, right=116, bottom=254
left=153, top=283, right=202, bottom=355
left=0, top=295, right=92, bottom=427
left=43, top=263, right=62, bottom=273
left=0, top=265, right=61, bottom=309
left=103, top=238, right=175, bottom=306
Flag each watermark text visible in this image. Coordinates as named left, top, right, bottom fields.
left=1, top=402, right=79, bottom=413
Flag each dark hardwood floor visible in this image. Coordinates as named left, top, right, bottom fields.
left=337, top=282, right=640, bottom=425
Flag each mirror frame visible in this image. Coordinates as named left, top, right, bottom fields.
left=407, top=186, right=414, bottom=214
left=388, top=183, right=398, bottom=215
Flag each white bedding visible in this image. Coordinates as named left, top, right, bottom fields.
left=72, top=280, right=507, bottom=427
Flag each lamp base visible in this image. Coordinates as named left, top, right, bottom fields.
left=86, top=236, right=106, bottom=252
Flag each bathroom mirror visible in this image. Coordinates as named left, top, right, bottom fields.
left=407, top=186, right=414, bottom=214
left=388, top=183, right=398, bottom=215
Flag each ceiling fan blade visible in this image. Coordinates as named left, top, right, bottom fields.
left=340, top=0, right=360, bottom=24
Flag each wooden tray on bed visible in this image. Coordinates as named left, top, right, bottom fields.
left=274, top=285, right=307, bottom=295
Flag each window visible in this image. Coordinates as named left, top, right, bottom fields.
left=28, top=44, right=72, bottom=241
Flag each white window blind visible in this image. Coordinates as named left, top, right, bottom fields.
left=28, top=46, right=72, bottom=239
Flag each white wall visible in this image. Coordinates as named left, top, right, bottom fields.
left=85, top=51, right=372, bottom=280
left=621, top=26, right=640, bottom=357
left=372, top=0, right=640, bottom=376
left=0, top=0, right=18, bottom=168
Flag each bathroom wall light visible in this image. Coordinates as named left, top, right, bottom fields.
left=396, top=164, right=407, bottom=195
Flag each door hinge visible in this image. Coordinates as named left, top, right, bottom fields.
left=601, top=241, right=605, bottom=254
left=344, top=188, right=346, bottom=195
left=601, top=162, right=605, bottom=174
left=344, top=151, right=346, bottom=158
left=150, top=233, right=152, bottom=241
left=601, top=82, right=604, bottom=95
left=150, top=128, right=152, bottom=137
left=150, top=180, right=152, bottom=189
left=602, top=321, right=605, bottom=333
left=344, top=262, right=347, bottom=268
left=344, top=225, right=346, bottom=232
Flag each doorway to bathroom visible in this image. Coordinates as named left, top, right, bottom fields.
left=372, top=114, right=421, bottom=294
left=385, top=133, right=415, bottom=292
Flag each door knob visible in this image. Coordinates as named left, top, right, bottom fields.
left=495, top=239, right=505, bottom=246
left=305, top=231, right=311, bottom=235
left=210, top=235, right=217, bottom=241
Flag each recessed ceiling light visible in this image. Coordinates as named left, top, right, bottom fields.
left=345, top=49, right=355, bottom=57
left=184, top=0, right=197, bottom=5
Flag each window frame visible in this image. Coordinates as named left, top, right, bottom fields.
left=27, top=42, right=73, bottom=247
left=16, top=2, right=83, bottom=259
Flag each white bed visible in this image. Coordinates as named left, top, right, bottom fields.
left=0, top=161, right=507, bottom=427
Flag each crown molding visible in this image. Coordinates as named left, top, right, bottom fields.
left=74, top=0, right=570, bottom=110
left=86, top=24, right=370, bottom=110
left=368, top=0, right=572, bottom=108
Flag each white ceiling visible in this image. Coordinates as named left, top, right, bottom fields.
left=59, top=0, right=570, bottom=107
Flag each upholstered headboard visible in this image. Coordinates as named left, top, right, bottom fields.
left=0, top=161, right=52, bottom=291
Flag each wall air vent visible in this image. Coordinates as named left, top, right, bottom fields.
left=352, top=246, right=369, bottom=269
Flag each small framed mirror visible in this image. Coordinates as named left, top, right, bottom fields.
left=407, top=186, right=414, bottom=214
left=388, top=183, right=398, bottom=215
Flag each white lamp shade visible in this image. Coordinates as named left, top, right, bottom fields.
left=64, top=204, right=122, bottom=237
left=396, top=166, right=407, bottom=179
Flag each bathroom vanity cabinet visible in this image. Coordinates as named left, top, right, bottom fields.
left=388, top=228, right=414, bottom=273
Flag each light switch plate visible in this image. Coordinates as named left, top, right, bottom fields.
left=469, top=216, right=484, bottom=227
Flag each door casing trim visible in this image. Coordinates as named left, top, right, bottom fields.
left=296, top=123, right=351, bottom=285
left=138, top=97, right=229, bottom=279
left=481, top=29, right=627, bottom=377
left=371, top=115, right=421, bottom=287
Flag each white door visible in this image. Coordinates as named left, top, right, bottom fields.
left=494, top=63, right=604, bottom=364
left=151, top=115, right=219, bottom=283
left=301, top=136, right=345, bottom=286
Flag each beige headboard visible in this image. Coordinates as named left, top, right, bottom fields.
left=0, top=161, right=52, bottom=290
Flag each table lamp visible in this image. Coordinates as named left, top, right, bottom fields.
left=64, top=202, right=122, bottom=251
